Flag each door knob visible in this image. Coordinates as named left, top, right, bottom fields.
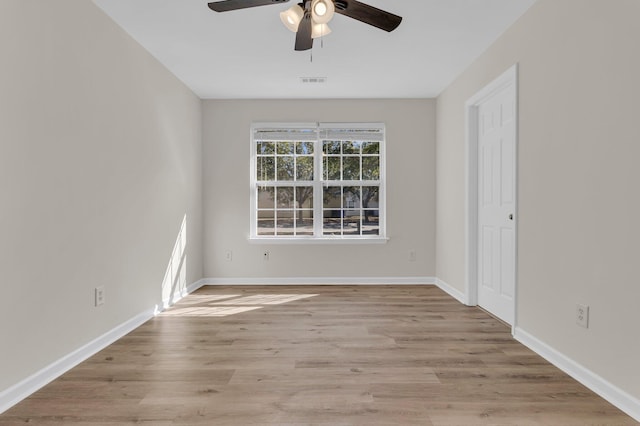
left=509, top=214, right=513, bottom=220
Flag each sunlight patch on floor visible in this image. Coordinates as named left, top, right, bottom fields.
left=160, top=294, right=318, bottom=317
left=160, top=305, right=262, bottom=317
left=212, top=294, right=318, bottom=306
left=176, top=294, right=241, bottom=305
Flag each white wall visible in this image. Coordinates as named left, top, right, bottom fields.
left=0, top=1, right=202, bottom=393
left=437, top=0, right=640, bottom=402
left=203, top=99, right=435, bottom=280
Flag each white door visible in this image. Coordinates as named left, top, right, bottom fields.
left=477, top=82, right=516, bottom=325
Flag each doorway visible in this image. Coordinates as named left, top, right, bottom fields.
left=465, top=64, right=518, bottom=327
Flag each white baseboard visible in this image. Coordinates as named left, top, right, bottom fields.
left=163, top=278, right=207, bottom=309
left=0, top=279, right=204, bottom=415
left=435, top=278, right=468, bottom=304
left=514, top=327, right=640, bottom=422
left=186, top=278, right=207, bottom=293
left=0, top=309, right=154, bottom=415
left=201, top=276, right=436, bottom=285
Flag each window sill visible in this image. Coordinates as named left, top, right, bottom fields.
left=248, top=237, right=389, bottom=245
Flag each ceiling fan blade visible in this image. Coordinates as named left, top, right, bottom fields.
left=208, top=0, right=289, bottom=13
left=333, top=0, right=402, bottom=32
left=294, top=11, right=313, bottom=51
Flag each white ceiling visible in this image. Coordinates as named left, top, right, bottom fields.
left=93, top=0, right=536, bottom=99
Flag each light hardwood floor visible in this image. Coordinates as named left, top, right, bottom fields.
left=1, top=285, right=636, bottom=425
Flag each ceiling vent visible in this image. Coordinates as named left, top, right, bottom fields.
left=300, top=77, right=327, bottom=84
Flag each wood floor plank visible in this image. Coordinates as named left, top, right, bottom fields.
left=1, top=285, right=636, bottom=425
left=229, top=366, right=441, bottom=386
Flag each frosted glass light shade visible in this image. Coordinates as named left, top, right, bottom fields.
left=280, top=4, right=304, bottom=32
left=311, top=23, right=332, bottom=38
left=311, top=0, right=334, bottom=25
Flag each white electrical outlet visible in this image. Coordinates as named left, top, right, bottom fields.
left=263, top=251, right=270, bottom=261
left=408, top=250, right=417, bottom=262
left=576, top=304, right=589, bottom=328
left=225, top=250, right=233, bottom=261
left=95, top=286, right=105, bottom=307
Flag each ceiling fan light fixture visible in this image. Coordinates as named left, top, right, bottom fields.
left=311, top=22, right=331, bottom=38
left=311, top=0, right=334, bottom=24
left=279, top=4, right=304, bottom=32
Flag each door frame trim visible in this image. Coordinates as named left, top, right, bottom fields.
left=464, top=63, right=519, bottom=331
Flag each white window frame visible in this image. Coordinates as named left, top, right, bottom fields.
left=250, top=122, right=387, bottom=244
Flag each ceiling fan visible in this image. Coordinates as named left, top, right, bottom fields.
left=207, top=0, right=402, bottom=51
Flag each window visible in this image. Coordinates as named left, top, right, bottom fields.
left=251, top=123, right=385, bottom=241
